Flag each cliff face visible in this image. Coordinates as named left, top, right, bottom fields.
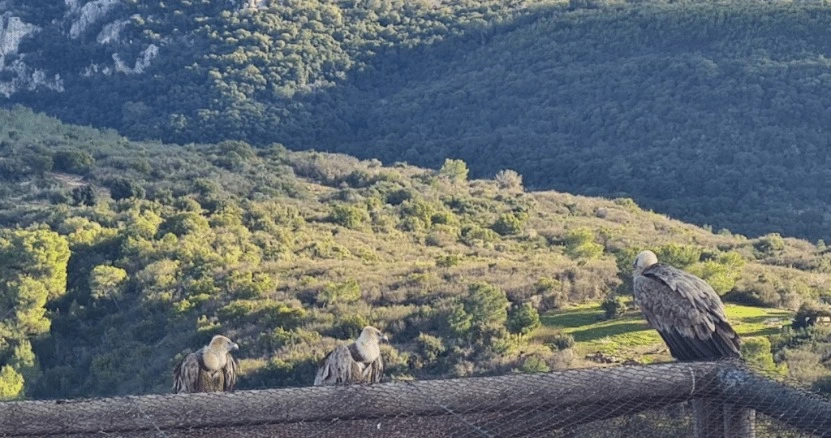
left=0, top=1, right=118, bottom=96
left=0, top=11, right=62, bottom=97
left=0, top=0, right=223, bottom=97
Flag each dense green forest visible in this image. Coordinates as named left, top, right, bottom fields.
left=1, top=107, right=831, bottom=401
left=7, top=0, right=831, bottom=241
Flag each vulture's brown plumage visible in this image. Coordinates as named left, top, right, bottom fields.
left=314, top=326, right=388, bottom=386
left=633, top=250, right=754, bottom=436
left=632, top=250, right=740, bottom=361
left=172, top=335, right=239, bottom=394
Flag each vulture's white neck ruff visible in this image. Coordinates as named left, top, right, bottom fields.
left=202, top=347, right=227, bottom=371
left=634, top=250, right=659, bottom=276
left=355, top=335, right=380, bottom=363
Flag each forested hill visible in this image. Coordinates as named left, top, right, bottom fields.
left=4, top=0, right=831, bottom=241
left=0, top=107, right=830, bottom=401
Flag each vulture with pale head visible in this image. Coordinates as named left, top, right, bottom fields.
left=172, top=335, right=239, bottom=394
left=632, top=250, right=740, bottom=361
left=314, top=326, right=389, bottom=386
left=633, top=250, right=754, bottom=437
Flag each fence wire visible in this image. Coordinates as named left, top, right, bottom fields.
left=1, top=360, right=830, bottom=437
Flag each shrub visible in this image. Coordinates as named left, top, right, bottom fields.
left=564, top=227, right=604, bottom=259
left=329, top=204, right=368, bottom=229
left=71, top=185, right=97, bottom=206
left=107, top=177, right=145, bottom=201
left=0, top=366, right=24, bottom=400
left=741, top=337, right=786, bottom=375
left=436, top=254, right=461, bottom=268
left=492, top=213, right=524, bottom=236
left=792, top=302, right=831, bottom=330
left=507, top=303, right=541, bottom=335
left=655, top=243, right=702, bottom=268
left=495, top=169, right=523, bottom=191
left=53, top=150, right=94, bottom=174
left=548, top=333, right=575, bottom=351
left=518, top=355, right=550, bottom=374
left=439, top=158, right=469, bottom=183
left=89, top=265, right=128, bottom=301
left=335, top=314, right=369, bottom=339
left=601, top=295, right=627, bottom=320
left=754, top=233, right=786, bottom=256
left=319, top=279, right=362, bottom=305
left=415, top=333, right=446, bottom=365
left=159, top=212, right=210, bottom=237
left=460, top=225, right=499, bottom=246
left=686, top=252, right=745, bottom=296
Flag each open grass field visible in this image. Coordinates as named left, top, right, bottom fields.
left=535, top=300, right=793, bottom=365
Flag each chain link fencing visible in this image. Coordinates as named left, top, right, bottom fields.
left=1, top=360, right=830, bottom=437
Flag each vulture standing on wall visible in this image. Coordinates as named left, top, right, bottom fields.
left=633, top=250, right=754, bottom=437
left=632, top=250, right=740, bottom=360
left=314, top=326, right=389, bottom=386
left=172, top=335, right=239, bottom=394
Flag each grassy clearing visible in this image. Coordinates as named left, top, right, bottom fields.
left=535, top=300, right=793, bottom=364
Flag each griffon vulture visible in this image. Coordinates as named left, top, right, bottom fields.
left=314, top=326, right=389, bottom=386
left=172, top=335, right=239, bottom=394
left=633, top=251, right=753, bottom=437
left=632, top=250, right=740, bottom=361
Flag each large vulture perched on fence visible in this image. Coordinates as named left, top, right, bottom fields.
left=634, top=251, right=755, bottom=436
left=172, top=335, right=239, bottom=394
left=314, top=326, right=389, bottom=386
left=632, top=250, right=741, bottom=361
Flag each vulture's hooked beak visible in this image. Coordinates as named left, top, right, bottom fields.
left=231, top=342, right=240, bottom=351
left=381, top=335, right=390, bottom=343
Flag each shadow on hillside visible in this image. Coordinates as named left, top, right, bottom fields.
left=540, top=307, right=606, bottom=329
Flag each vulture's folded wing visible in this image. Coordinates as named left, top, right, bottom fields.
left=223, top=353, right=238, bottom=392
left=635, top=264, right=741, bottom=361
left=172, top=352, right=201, bottom=394
left=314, top=345, right=360, bottom=386
left=365, top=355, right=384, bottom=384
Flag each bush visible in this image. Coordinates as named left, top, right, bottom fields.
left=686, top=252, right=745, bottom=296
left=0, top=366, right=24, bottom=400
left=415, top=333, right=446, bottom=365
left=436, top=254, right=461, bottom=268
left=507, top=303, right=541, bottom=335
left=335, top=314, right=369, bottom=339
left=754, top=233, right=786, bottom=256
left=159, top=212, right=210, bottom=237
left=601, top=295, right=627, bottom=320
left=741, top=337, right=785, bottom=375
left=518, top=355, right=550, bottom=374
left=439, top=158, right=469, bottom=183
left=460, top=225, right=499, bottom=246
left=329, top=204, right=368, bottom=229
left=319, top=279, right=362, bottom=305
left=492, top=213, right=524, bottom=236
left=655, top=243, right=702, bottom=268
left=53, top=150, right=94, bottom=174
left=548, top=333, right=575, bottom=351
left=495, top=169, right=523, bottom=191
left=71, top=185, right=97, bottom=206
left=564, top=227, right=604, bottom=259
left=107, top=177, right=145, bottom=201
left=792, top=302, right=831, bottom=330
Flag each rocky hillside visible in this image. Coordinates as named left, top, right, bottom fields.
left=3, top=1, right=831, bottom=242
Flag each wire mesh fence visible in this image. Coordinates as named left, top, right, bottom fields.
left=1, top=360, right=830, bottom=437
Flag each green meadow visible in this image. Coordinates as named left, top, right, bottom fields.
left=537, top=300, right=793, bottom=364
